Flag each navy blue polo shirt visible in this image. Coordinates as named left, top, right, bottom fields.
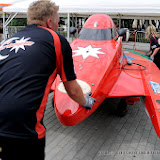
left=0, top=24, right=76, bottom=139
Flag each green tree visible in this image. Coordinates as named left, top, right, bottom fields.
left=11, top=18, right=27, bottom=26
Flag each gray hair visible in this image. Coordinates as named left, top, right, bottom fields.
left=27, top=0, right=59, bottom=25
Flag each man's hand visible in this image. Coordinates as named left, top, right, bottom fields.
left=82, top=93, right=95, bottom=109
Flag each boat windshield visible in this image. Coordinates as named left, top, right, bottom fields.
left=78, top=27, right=118, bottom=41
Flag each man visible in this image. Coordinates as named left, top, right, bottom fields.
left=0, top=0, right=95, bottom=159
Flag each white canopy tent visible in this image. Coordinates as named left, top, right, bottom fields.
left=2, top=0, right=160, bottom=40
left=3, top=0, right=160, bottom=16
left=0, top=0, right=27, bottom=40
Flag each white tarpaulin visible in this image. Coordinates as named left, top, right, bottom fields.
left=0, top=0, right=23, bottom=11
left=2, top=0, right=160, bottom=40
left=0, top=0, right=22, bottom=3
left=2, top=0, right=160, bottom=17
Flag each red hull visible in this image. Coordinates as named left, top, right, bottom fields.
left=54, top=38, right=122, bottom=126
left=52, top=14, right=160, bottom=138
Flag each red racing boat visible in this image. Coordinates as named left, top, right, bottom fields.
left=52, top=14, right=160, bottom=138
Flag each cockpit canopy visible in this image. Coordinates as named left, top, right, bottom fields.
left=78, top=14, right=118, bottom=41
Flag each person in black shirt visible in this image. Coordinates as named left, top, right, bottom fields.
left=0, top=1, right=95, bottom=160
left=146, top=25, right=160, bottom=69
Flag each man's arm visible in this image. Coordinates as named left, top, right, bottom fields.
left=63, top=80, right=86, bottom=106
left=57, top=35, right=95, bottom=109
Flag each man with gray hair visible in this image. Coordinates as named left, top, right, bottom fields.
left=0, top=0, right=95, bottom=159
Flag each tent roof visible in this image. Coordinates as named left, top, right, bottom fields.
left=2, top=0, right=160, bottom=18
left=0, top=0, right=23, bottom=11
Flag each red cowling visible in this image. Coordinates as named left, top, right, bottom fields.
left=83, top=14, right=115, bottom=29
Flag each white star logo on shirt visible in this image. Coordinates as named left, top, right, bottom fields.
left=0, top=37, right=35, bottom=61
left=0, top=54, right=9, bottom=60
left=10, top=37, right=34, bottom=53
left=73, top=45, right=105, bottom=59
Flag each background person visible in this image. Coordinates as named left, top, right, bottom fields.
left=0, top=1, right=95, bottom=160
left=146, top=25, right=160, bottom=69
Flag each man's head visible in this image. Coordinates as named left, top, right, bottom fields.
left=27, top=0, right=59, bottom=31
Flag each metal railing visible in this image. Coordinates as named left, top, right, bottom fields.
left=4, top=26, right=67, bottom=39
left=0, top=26, right=151, bottom=52
left=122, top=30, right=150, bottom=51
left=5, top=26, right=25, bottom=38
left=4, top=26, right=150, bottom=42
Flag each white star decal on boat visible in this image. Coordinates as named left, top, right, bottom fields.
left=73, top=45, right=105, bottom=59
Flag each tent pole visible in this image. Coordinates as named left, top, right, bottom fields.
left=3, top=12, right=6, bottom=41
left=119, top=17, right=121, bottom=29
left=67, top=12, right=70, bottom=42
left=2, top=12, right=18, bottom=41
left=75, top=16, right=77, bottom=28
left=5, top=14, right=12, bottom=25
left=5, top=12, right=18, bottom=27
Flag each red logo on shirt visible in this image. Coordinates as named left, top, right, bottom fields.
left=0, top=37, right=35, bottom=53
left=0, top=37, right=35, bottom=61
